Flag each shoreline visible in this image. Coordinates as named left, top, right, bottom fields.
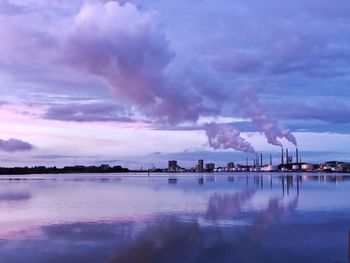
left=0, top=171, right=349, bottom=178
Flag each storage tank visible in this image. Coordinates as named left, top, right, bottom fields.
left=262, top=165, right=278, bottom=172
left=292, top=164, right=300, bottom=170
left=301, top=164, right=314, bottom=171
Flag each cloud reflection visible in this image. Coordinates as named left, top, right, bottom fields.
left=205, top=190, right=256, bottom=220
left=0, top=191, right=31, bottom=202
left=109, top=197, right=299, bottom=263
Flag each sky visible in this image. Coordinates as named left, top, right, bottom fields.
left=0, top=0, right=350, bottom=169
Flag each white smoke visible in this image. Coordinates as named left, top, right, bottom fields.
left=0, top=0, right=298, bottom=153
left=205, top=122, right=256, bottom=153
left=235, top=86, right=297, bottom=147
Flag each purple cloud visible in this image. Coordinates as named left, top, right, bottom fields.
left=0, top=0, right=24, bottom=15
left=0, top=138, right=34, bottom=152
left=1, top=0, right=350, bottom=153
left=57, top=1, right=295, bottom=149
left=211, top=37, right=350, bottom=78
left=265, top=97, right=350, bottom=124
left=43, top=102, right=133, bottom=122
left=61, top=1, right=219, bottom=124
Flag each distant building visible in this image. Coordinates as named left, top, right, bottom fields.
left=197, top=160, right=204, bottom=172
left=168, top=160, right=177, bottom=172
left=292, top=164, right=300, bottom=171
left=336, top=162, right=350, bottom=172
left=206, top=163, right=215, bottom=172
left=227, top=162, right=235, bottom=171
left=323, top=161, right=350, bottom=173
left=261, top=165, right=278, bottom=172
left=301, top=164, right=315, bottom=171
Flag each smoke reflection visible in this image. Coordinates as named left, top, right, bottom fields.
left=205, top=190, right=256, bottom=220
left=109, top=196, right=298, bottom=263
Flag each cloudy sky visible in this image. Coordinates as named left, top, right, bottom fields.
left=0, top=0, right=349, bottom=168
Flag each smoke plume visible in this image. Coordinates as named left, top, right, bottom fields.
left=236, top=86, right=297, bottom=147
left=0, top=0, right=298, bottom=152
left=205, top=122, right=256, bottom=153
left=63, top=1, right=297, bottom=149
left=64, top=1, right=215, bottom=124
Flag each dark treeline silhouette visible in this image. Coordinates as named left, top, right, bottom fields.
left=0, top=165, right=129, bottom=175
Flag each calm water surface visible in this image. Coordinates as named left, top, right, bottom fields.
left=0, top=172, right=349, bottom=263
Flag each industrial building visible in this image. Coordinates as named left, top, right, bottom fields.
left=227, top=162, right=235, bottom=171
left=196, top=159, right=204, bottom=172
left=166, top=148, right=349, bottom=173
left=168, top=160, right=178, bottom=172
left=206, top=163, right=215, bottom=172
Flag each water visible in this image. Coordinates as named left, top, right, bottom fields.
left=0, top=172, right=349, bottom=263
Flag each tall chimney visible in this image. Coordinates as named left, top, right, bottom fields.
left=260, top=153, right=263, bottom=167
left=286, top=148, right=289, bottom=164
left=281, top=148, right=284, bottom=165
left=246, top=157, right=248, bottom=166
left=296, top=148, right=299, bottom=164
left=270, top=154, right=272, bottom=165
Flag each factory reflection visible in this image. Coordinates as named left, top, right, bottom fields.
left=109, top=196, right=300, bottom=263
left=167, top=173, right=350, bottom=196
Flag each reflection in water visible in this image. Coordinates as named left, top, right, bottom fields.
left=205, top=190, right=255, bottom=220
left=0, top=191, right=31, bottom=202
left=246, top=197, right=298, bottom=241
left=109, top=197, right=299, bottom=263
left=0, top=173, right=349, bottom=263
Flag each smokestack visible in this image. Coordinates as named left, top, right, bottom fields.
left=253, top=159, right=256, bottom=167
left=296, top=148, right=299, bottom=164
left=286, top=148, right=289, bottom=164
left=260, top=153, right=263, bottom=167
left=270, top=153, right=272, bottom=166
left=246, top=157, right=248, bottom=166
left=281, top=148, right=284, bottom=165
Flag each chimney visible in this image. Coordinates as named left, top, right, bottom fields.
left=286, top=148, right=289, bottom=164
left=296, top=148, right=299, bottom=164
left=246, top=157, right=248, bottom=166
left=281, top=148, right=284, bottom=165
left=270, top=153, right=272, bottom=166
left=260, top=153, right=263, bottom=167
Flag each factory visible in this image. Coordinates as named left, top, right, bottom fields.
left=166, top=148, right=350, bottom=173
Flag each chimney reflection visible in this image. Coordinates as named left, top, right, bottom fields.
left=222, top=174, right=349, bottom=197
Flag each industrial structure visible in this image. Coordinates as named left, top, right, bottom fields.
left=166, top=148, right=350, bottom=173
left=206, top=163, right=215, bottom=172
left=196, top=159, right=204, bottom=172
left=168, top=160, right=178, bottom=172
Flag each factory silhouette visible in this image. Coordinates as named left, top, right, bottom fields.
left=168, top=148, right=350, bottom=173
